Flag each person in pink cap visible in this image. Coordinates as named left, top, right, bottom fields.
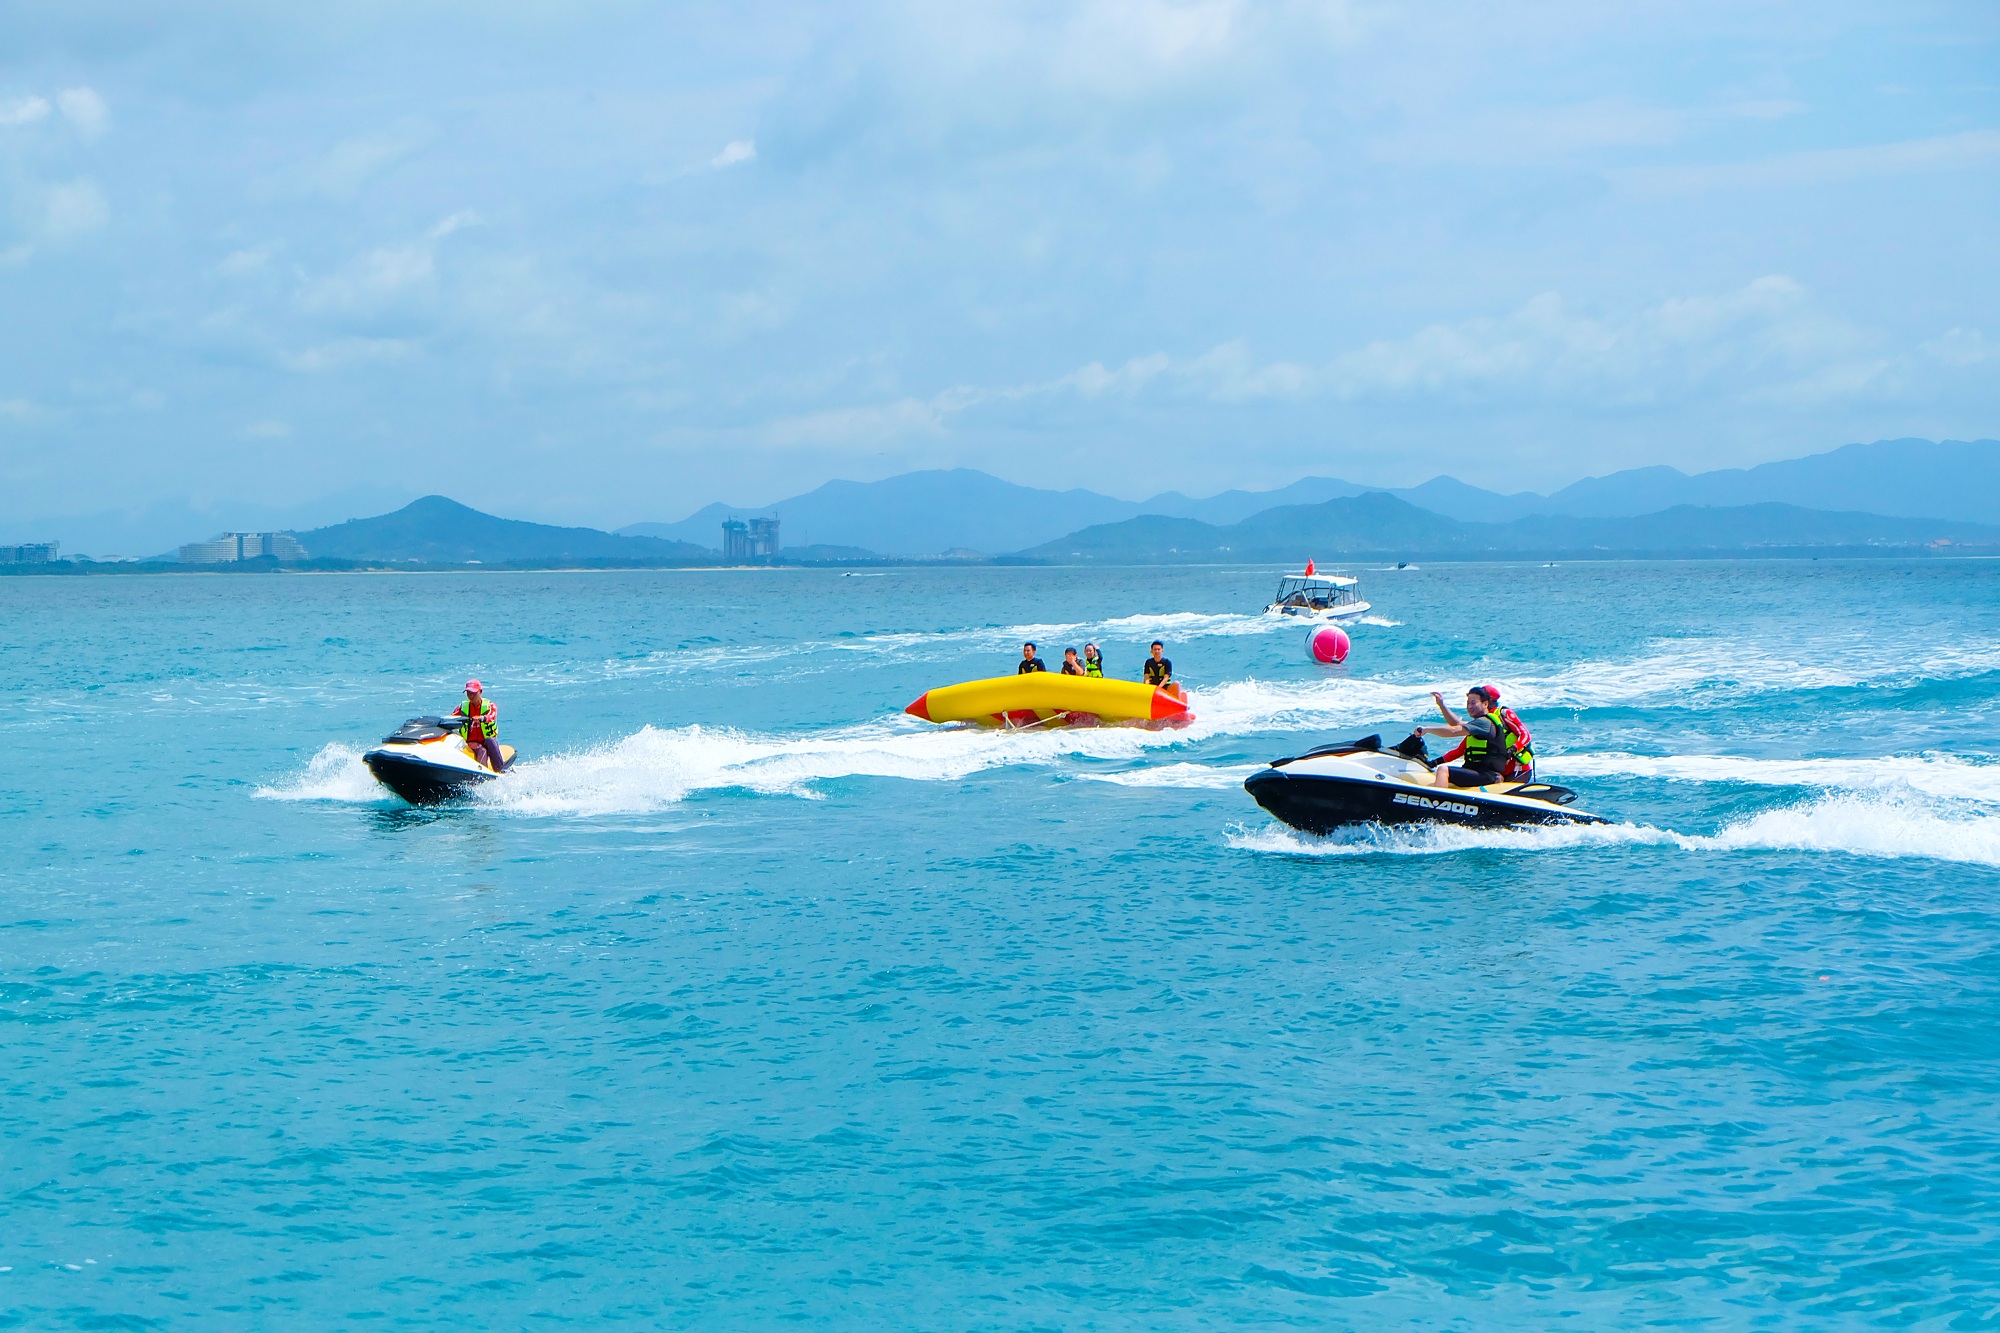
left=452, top=680, right=504, bottom=771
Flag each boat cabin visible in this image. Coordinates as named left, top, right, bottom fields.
left=1270, top=573, right=1361, bottom=611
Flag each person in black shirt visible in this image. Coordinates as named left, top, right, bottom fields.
left=1141, top=641, right=1172, bottom=687
left=1017, top=642, right=1047, bottom=674
left=1060, top=647, right=1086, bottom=676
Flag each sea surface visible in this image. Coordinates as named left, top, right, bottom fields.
left=3, top=559, right=1999, bottom=1329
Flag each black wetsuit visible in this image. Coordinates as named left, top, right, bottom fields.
left=1017, top=657, right=1047, bottom=674
left=1142, top=657, right=1172, bottom=686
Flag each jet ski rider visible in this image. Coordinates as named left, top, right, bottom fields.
left=1416, top=686, right=1512, bottom=789
left=453, top=679, right=505, bottom=772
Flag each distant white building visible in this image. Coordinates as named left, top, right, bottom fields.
left=179, top=532, right=308, bottom=563
left=0, top=542, right=58, bottom=563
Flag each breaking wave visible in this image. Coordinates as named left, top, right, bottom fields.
left=476, top=720, right=1206, bottom=816
left=254, top=743, right=389, bottom=803
left=1548, top=751, right=2000, bottom=806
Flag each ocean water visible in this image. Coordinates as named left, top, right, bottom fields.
left=3, top=559, right=1998, bottom=1329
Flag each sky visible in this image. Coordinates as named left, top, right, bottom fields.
left=1, top=0, right=1997, bottom=536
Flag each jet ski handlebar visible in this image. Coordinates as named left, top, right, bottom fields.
left=382, top=715, right=469, bottom=743
left=1268, top=732, right=1436, bottom=769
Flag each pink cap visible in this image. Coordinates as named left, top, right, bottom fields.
left=465, top=679, right=483, bottom=693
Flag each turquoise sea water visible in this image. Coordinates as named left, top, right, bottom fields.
left=4, top=560, right=1999, bottom=1329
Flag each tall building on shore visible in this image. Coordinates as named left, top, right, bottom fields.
left=721, top=517, right=780, bottom=563
left=0, top=542, right=58, bottom=563
left=179, top=532, right=309, bottom=563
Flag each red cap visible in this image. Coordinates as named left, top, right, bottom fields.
left=465, top=679, right=483, bottom=693
left=1478, top=684, right=1499, bottom=701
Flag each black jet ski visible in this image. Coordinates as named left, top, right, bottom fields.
left=362, top=716, right=515, bottom=805
left=1243, top=733, right=1604, bottom=834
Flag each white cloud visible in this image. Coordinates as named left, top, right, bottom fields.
left=299, top=243, right=436, bottom=315
left=429, top=209, right=482, bottom=238
left=1622, top=128, right=2000, bottom=194
left=56, top=87, right=108, bottom=137
left=278, top=337, right=417, bottom=373
left=0, top=95, right=50, bottom=127
left=288, top=129, right=426, bottom=199
left=43, top=180, right=108, bottom=239
left=711, top=139, right=756, bottom=168
left=795, top=277, right=1900, bottom=432
left=1921, top=328, right=1997, bottom=367
left=217, top=246, right=272, bottom=276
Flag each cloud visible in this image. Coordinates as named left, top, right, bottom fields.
left=428, top=209, right=481, bottom=238
left=277, top=337, right=416, bottom=373
left=711, top=139, right=756, bottom=168
left=0, top=95, right=50, bottom=127
left=1922, top=328, right=1997, bottom=367
left=217, top=246, right=272, bottom=276
left=770, top=276, right=1910, bottom=440
left=242, top=419, right=292, bottom=438
left=284, top=128, right=427, bottom=199
left=1622, top=128, right=2000, bottom=193
left=763, top=388, right=980, bottom=446
left=42, top=179, right=109, bottom=239
left=56, top=87, right=109, bottom=137
left=298, top=242, right=436, bottom=317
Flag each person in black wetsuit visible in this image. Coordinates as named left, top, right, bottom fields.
left=1060, top=647, right=1086, bottom=676
left=1017, top=642, right=1047, bottom=674
left=1141, top=641, right=1172, bottom=687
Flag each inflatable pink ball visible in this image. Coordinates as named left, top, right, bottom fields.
left=1308, top=624, right=1350, bottom=664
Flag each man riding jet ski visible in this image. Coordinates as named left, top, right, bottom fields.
left=362, top=681, right=516, bottom=805
left=1242, top=728, right=1603, bottom=835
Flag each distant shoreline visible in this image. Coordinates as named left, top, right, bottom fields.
left=5, top=546, right=1996, bottom=577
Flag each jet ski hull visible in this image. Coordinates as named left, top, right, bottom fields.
left=362, top=750, right=501, bottom=805
left=1244, top=769, right=1599, bottom=834
left=1242, top=737, right=1606, bottom=835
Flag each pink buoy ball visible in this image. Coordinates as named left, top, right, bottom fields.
left=1308, top=624, right=1350, bottom=664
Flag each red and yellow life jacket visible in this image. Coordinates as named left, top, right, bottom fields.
left=457, top=695, right=497, bottom=741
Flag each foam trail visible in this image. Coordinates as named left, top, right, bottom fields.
left=1083, top=762, right=1262, bottom=790
left=1550, top=752, right=2000, bottom=806
left=255, top=744, right=388, bottom=803
left=477, top=720, right=1206, bottom=817
left=1231, top=792, right=2000, bottom=867
left=1004, top=610, right=1296, bottom=642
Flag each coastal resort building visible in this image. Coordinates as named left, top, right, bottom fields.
left=0, top=542, right=59, bottom=563
left=179, top=532, right=309, bottom=563
left=721, top=517, right=780, bottom=564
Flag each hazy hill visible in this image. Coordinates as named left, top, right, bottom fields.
left=619, top=469, right=1143, bottom=555
left=298, top=496, right=713, bottom=564
left=616, top=437, right=1999, bottom=555
left=1018, top=494, right=2000, bottom=562
left=1535, top=437, right=2000, bottom=521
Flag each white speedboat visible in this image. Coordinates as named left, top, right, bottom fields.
left=1264, top=571, right=1370, bottom=621
left=363, top=716, right=515, bottom=804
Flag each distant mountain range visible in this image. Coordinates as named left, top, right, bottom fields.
left=1017, top=493, right=2000, bottom=563
left=618, top=437, right=2000, bottom=555
left=297, top=496, right=710, bottom=564
left=10, top=436, right=1997, bottom=566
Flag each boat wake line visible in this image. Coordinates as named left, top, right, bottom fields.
left=1229, top=789, right=2000, bottom=868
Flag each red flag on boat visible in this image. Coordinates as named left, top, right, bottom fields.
left=1304, top=558, right=1316, bottom=576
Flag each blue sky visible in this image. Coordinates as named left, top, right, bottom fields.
left=1, top=0, right=1996, bottom=533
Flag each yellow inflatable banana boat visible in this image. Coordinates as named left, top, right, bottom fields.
left=905, top=675, right=1191, bottom=728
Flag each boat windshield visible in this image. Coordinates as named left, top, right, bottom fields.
left=1272, top=574, right=1358, bottom=609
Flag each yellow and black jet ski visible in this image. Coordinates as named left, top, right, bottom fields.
left=363, top=716, right=515, bottom=805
